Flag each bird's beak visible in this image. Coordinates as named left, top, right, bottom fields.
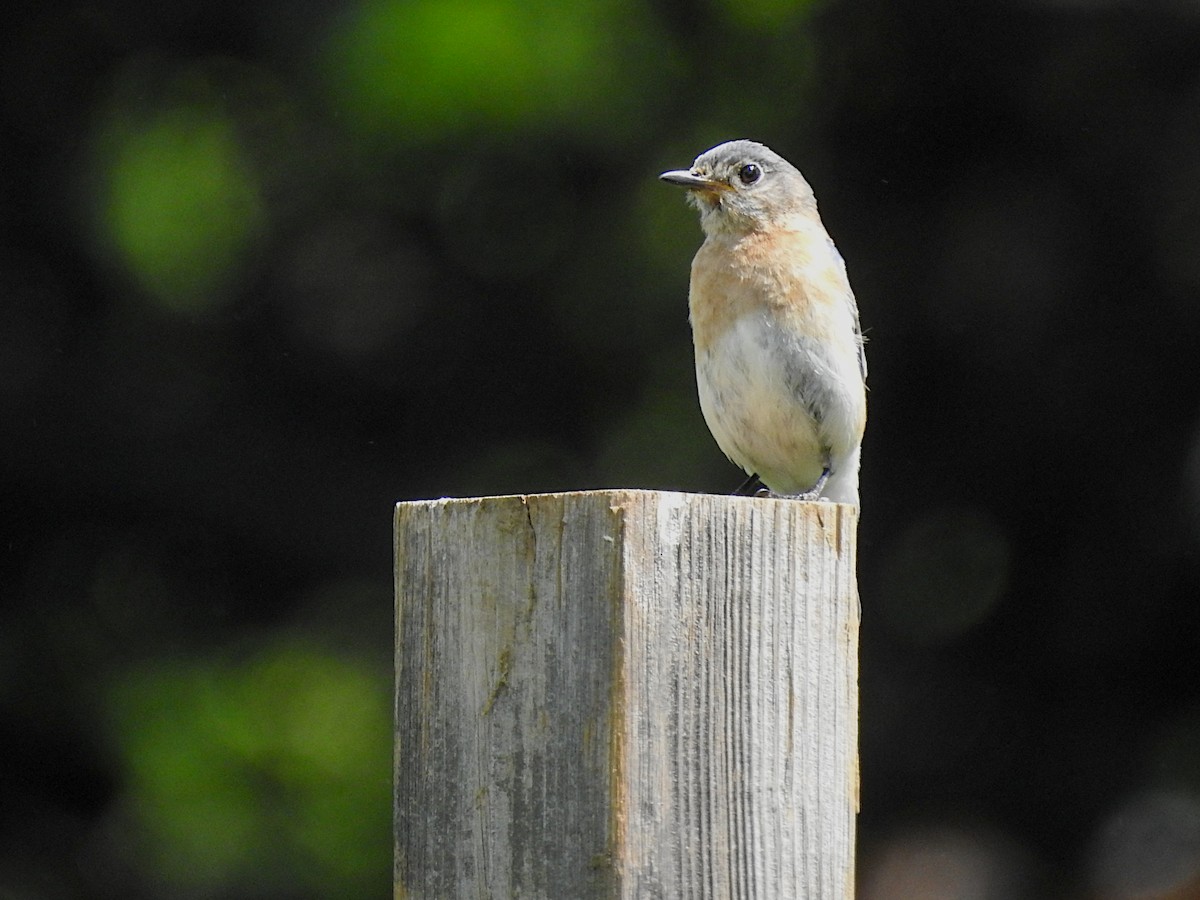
left=659, top=169, right=728, bottom=192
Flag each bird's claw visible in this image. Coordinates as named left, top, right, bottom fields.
left=766, top=467, right=831, bottom=501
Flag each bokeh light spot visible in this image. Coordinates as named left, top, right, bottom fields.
left=877, top=507, right=1011, bottom=645
left=861, top=824, right=1038, bottom=900
left=105, top=642, right=389, bottom=893
left=1087, top=790, right=1200, bottom=899
left=273, top=213, right=430, bottom=364
left=1148, top=707, right=1200, bottom=798
left=322, top=0, right=675, bottom=143
left=95, top=94, right=265, bottom=315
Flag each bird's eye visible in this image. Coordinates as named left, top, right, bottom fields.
left=738, top=163, right=762, bottom=185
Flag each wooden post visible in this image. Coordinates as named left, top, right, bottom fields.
left=394, top=489, right=859, bottom=899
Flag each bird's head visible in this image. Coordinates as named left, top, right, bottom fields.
left=660, top=140, right=815, bottom=236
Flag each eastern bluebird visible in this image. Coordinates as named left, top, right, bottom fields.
left=660, top=140, right=867, bottom=506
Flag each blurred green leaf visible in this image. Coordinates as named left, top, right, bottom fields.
left=322, top=0, right=677, bottom=143
left=106, top=642, right=390, bottom=894
left=96, top=99, right=265, bottom=315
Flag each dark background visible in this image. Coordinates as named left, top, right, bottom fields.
left=4, top=0, right=1200, bottom=896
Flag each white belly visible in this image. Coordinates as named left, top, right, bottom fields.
left=694, top=312, right=863, bottom=499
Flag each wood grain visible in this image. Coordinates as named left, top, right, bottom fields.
left=395, top=490, right=858, bottom=899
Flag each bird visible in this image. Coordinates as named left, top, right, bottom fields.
left=660, top=139, right=866, bottom=506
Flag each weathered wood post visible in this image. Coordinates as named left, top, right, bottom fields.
left=394, top=489, right=859, bottom=899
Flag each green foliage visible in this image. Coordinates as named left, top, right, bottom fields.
left=322, top=0, right=677, bottom=143
left=105, top=642, right=390, bottom=894
left=91, top=75, right=266, bottom=315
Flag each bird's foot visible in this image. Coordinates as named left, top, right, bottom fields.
left=734, top=473, right=764, bottom=496
left=768, top=468, right=831, bottom=501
